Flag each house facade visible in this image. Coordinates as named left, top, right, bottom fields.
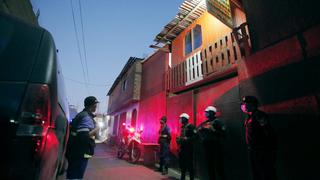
left=107, top=57, right=143, bottom=136
left=108, top=0, right=320, bottom=179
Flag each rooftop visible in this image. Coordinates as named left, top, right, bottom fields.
left=153, top=0, right=207, bottom=44
left=107, top=57, right=143, bottom=95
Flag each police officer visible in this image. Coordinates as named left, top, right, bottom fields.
left=241, top=96, right=277, bottom=180
left=66, top=96, right=100, bottom=180
left=197, top=106, right=226, bottom=180
left=176, top=113, right=196, bottom=180
left=157, top=116, right=171, bottom=175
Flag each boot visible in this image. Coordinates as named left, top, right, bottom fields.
left=155, top=167, right=162, bottom=172
left=162, top=167, right=168, bottom=175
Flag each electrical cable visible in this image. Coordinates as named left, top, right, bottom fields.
left=78, top=0, right=90, bottom=83
left=70, top=0, right=90, bottom=94
left=64, top=75, right=112, bottom=88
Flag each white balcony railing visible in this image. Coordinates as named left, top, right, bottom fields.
left=186, top=50, right=203, bottom=85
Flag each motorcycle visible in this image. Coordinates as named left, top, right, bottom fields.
left=117, top=124, right=143, bottom=163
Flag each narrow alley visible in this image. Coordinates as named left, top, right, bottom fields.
left=59, top=143, right=194, bottom=180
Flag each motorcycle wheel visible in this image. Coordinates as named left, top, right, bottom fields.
left=117, top=146, right=125, bottom=159
left=129, top=146, right=141, bottom=163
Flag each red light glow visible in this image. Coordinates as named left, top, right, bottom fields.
left=37, top=129, right=60, bottom=179
left=129, top=127, right=135, bottom=133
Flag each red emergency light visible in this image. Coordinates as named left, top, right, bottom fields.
left=129, top=127, right=135, bottom=133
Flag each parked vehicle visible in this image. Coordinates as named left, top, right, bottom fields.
left=117, top=124, right=143, bottom=163
left=0, top=13, right=69, bottom=180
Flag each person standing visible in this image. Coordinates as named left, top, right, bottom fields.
left=241, top=96, right=277, bottom=180
left=66, top=96, right=100, bottom=180
left=157, top=116, right=171, bottom=175
left=176, top=113, right=196, bottom=180
left=197, top=106, right=226, bottom=180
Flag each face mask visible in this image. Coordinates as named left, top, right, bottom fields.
left=180, top=118, right=188, bottom=124
left=205, top=112, right=210, bottom=118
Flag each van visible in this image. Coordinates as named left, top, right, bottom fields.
left=0, top=13, right=69, bottom=179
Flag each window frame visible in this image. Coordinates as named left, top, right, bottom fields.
left=184, top=24, right=202, bottom=56
left=121, top=79, right=127, bottom=91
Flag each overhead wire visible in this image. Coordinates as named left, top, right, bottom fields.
left=78, top=0, right=90, bottom=83
left=70, top=0, right=90, bottom=94
left=64, top=76, right=112, bottom=88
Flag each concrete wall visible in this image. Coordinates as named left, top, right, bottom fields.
left=237, top=25, right=320, bottom=179
left=243, top=0, right=320, bottom=51
left=138, top=50, right=167, bottom=143
left=140, top=51, right=167, bottom=98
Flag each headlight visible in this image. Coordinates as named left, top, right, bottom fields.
left=98, top=121, right=104, bottom=128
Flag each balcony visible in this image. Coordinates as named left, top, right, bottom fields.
left=167, top=23, right=250, bottom=93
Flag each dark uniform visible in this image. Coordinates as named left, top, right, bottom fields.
left=177, top=123, right=196, bottom=180
left=66, top=110, right=96, bottom=179
left=158, top=122, right=171, bottom=174
left=245, top=109, right=277, bottom=180
left=197, top=117, right=226, bottom=180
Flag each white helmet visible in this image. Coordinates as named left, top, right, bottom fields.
left=205, top=106, right=217, bottom=112
left=179, top=113, right=190, bottom=119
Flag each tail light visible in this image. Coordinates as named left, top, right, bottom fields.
left=16, top=84, right=51, bottom=137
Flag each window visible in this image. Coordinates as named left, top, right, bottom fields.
left=184, top=25, right=202, bottom=55
left=185, top=31, right=192, bottom=55
left=121, top=79, right=127, bottom=91
left=131, top=109, right=137, bottom=128
left=113, top=115, right=119, bottom=135
left=193, top=25, right=202, bottom=49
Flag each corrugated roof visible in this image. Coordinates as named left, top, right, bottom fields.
left=154, top=0, right=207, bottom=44
left=107, top=57, right=143, bottom=95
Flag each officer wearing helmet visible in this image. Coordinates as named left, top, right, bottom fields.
left=197, top=105, right=226, bottom=180
left=241, top=96, right=277, bottom=180
left=176, top=113, right=196, bottom=180
left=66, top=96, right=100, bottom=179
